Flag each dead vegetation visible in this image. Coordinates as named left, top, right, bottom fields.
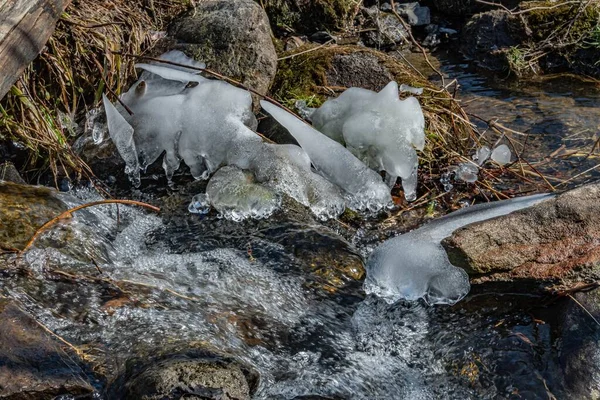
left=0, top=0, right=190, bottom=182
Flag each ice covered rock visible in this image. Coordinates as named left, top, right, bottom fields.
left=365, top=193, right=552, bottom=305
left=203, top=165, right=281, bottom=221
left=491, top=144, right=512, bottom=165
left=261, top=100, right=392, bottom=212
left=309, top=81, right=425, bottom=201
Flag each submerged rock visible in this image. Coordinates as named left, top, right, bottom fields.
left=0, top=297, right=95, bottom=398
left=123, top=349, right=258, bottom=400
left=167, top=0, right=277, bottom=102
left=444, top=183, right=600, bottom=286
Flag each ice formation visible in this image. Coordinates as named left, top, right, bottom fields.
left=473, top=146, right=491, bottom=166
left=309, top=81, right=426, bottom=201
left=103, top=51, right=354, bottom=220
left=491, top=144, right=512, bottom=165
left=365, top=193, right=553, bottom=305
left=453, top=162, right=479, bottom=183
left=261, top=100, right=392, bottom=212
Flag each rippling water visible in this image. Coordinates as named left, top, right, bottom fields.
left=3, top=56, right=600, bottom=399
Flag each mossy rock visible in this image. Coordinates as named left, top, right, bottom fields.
left=256, top=0, right=359, bottom=35
left=461, top=1, right=600, bottom=77
left=269, top=45, right=473, bottom=158
left=0, top=182, right=68, bottom=251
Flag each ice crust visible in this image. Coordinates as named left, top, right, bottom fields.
left=261, top=100, right=393, bottom=212
left=309, top=81, right=426, bottom=201
left=103, top=51, right=350, bottom=220
left=365, top=193, right=554, bottom=305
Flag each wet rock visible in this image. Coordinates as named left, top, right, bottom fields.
left=0, top=297, right=95, bottom=398
left=167, top=0, right=277, bottom=101
left=361, top=7, right=409, bottom=49
left=443, top=183, right=600, bottom=286
left=460, top=10, right=525, bottom=73
left=123, top=350, right=258, bottom=400
left=0, top=162, right=25, bottom=184
left=73, top=108, right=126, bottom=182
left=557, top=288, right=600, bottom=399
left=0, top=182, right=68, bottom=251
left=256, top=0, right=358, bottom=35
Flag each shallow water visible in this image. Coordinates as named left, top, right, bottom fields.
left=437, top=51, right=600, bottom=187
left=3, top=57, right=600, bottom=399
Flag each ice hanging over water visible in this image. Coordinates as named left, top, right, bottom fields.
left=365, top=193, right=553, bottom=305
left=309, top=81, right=426, bottom=201
left=261, top=100, right=393, bottom=212
left=103, top=51, right=353, bottom=220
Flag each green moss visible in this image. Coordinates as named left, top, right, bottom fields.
left=256, top=0, right=358, bottom=34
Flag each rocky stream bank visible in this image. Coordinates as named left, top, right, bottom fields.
left=1, top=0, right=600, bottom=398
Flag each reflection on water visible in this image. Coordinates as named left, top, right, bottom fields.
left=437, top=51, right=600, bottom=187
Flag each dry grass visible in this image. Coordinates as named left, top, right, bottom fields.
left=0, top=0, right=190, bottom=183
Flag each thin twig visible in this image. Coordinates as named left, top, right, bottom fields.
left=20, top=200, right=160, bottom=253
left=278, top=40, right=334, bottom=61
left=110, top=51, right=300, bottom=117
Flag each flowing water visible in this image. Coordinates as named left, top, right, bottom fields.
left=2, top=57, right=600, bottom=399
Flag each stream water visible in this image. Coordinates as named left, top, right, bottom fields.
left=2, top=56, right=600, bottom=399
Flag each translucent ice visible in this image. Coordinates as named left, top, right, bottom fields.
left=260, top=100, right=392, bottom=212
left=473, top=146, right=491, bottom=166
left=454, top=162, right=479, bottom=183
left=102, top=94, right=140, bottom=186
left=491, top=144, right=512, bottom=165
left=309, top=81, right=425, bottom=201
left=204, top=166, right=281, bottom=221
left=365, top=193, right=553, bottom=305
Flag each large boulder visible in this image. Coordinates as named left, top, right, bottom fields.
left=167, top=0, right=277, bottom=99
left=460, top=2, right=600, bottom=77
left=443, top=183, right=600, bottom=286
left=0, top=297, right=95, bottom=398
left=460, top=10, right=525, bottom=73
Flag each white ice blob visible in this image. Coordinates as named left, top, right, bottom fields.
left=491, top=144, right=512, bottom=165
left=261, top=100, right=392, bottom=212
left=365, top=193, right=553, bottom=305
left=310, top=81, right=425, bottom=201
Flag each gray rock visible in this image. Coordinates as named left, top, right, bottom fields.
left=0, top=297, right=95, bottom=398
left=558, top=288, right=600, bottom=400
left=443, top=183, right=600, bottom=286
left=0, top=162, right=25, bottom=184
left=460, top=10, right=525, bottom=72
left=168, top=0, right=277, bottom=103
left=361, top=7, right=408, bottom=49
left=124, top=351, right=258, bottom=400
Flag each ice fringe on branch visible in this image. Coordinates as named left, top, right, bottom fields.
left=103, top=50, right=391, bottom=220
left=364, top=193, right=553, bottom=305
left=309, top=81, right=426, bottom=201
left=260, top=101, right=393, bottom=212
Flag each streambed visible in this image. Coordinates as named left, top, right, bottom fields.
left=2, top=56, right=600, bottom=399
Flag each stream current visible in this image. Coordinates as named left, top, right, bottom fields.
left=2, top=55, right=600, bottom=399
